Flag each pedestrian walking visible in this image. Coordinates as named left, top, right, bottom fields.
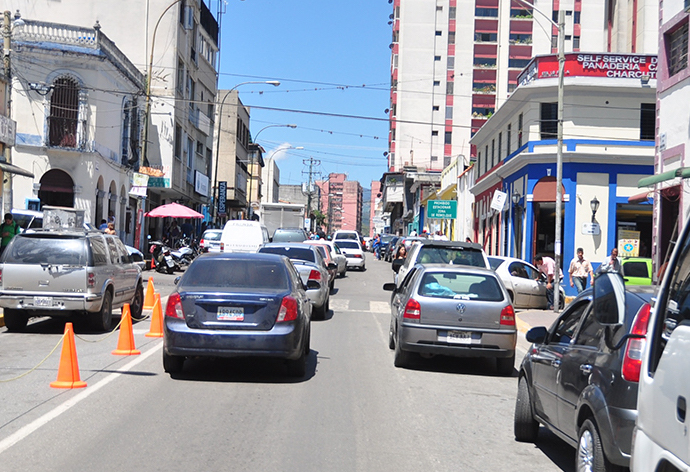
left=534, top=255, right=562, bottom=310
left=597, top=248, right=622, bottom=274
left=569, top=247, right=594, bottom=293
left=373, top=234, right=382, bottom=260
left=0, top=213, right=20, bottom=256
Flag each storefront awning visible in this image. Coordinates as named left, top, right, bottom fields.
left=628, top=191, right=653, bottom=204
left=638, top=167, right=690, bottom=187
left=0, top=161, right=34, bottom=178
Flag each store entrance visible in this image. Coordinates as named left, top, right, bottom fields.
left=532, top=202, right=564, bottom=259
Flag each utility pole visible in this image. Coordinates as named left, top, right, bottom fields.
left=302, top=157, right=320, bottom=232
left=3, top=11, right=13, bottom=212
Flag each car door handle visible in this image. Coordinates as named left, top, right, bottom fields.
left=678, top=396, right=687, bottom=423
left=551, top=360, right=561, bottom=368
left=580, top=364, right=592, bottom=375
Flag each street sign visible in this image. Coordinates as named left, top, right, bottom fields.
left=427, top=200, right=457, bottom=219
left=582, top=223, right=600, bottom=235
left=218, top=181, right=227, bottom=216
left=490, top=191, right=507, bottom=211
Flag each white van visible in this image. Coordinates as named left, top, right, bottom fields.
left=220, top=220, right=269, bottom=253
left=594, top=217, right=690, bottom=472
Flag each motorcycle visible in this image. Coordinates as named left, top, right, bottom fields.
left=171, top=236, right=199, bottom=266
left=149, top=241, right=179, bottom=274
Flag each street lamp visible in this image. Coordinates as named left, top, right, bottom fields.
left=212, top=81, right=281, bottom=224
left=516, top=0, right=564, bottom=312
left=590, top=196, right=600, bottom=222
left=246, top=124, right=297, bottom=218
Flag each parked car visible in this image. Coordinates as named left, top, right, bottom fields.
left=11, top=208, right=43, bottom=231
left=379, top=234, right=395, bottom=258
left=620, top=256, right=653, bottom=285
left=393, top=240, right=490, bottom=286
left=220, top=220, right=269, bottom=253
left=199, top=229, right=223, bottom=253
left=488, top=256, right=565, bottom=309
left=272, top=227, right=309, bottom=243
left=126, top=245, right=146, bottom=271
left=514, top=285, right=654, bottom=471
left=0, top=228, right=144, bottom=331
left=258, top=243, right=334, bottom=319
left=384, top=264, right=517, bottom=374
left=335, top=239, right=366, bottom=270
left=327, top=241, right=348, bottom=277
left=162, top=253, right=312, bottom=377
left=383, top=236, right=399, bottom=261
left=302, top=240, right=345, bottom=283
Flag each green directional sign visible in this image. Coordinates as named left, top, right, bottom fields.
left=427, top=200, right=457, bottom=219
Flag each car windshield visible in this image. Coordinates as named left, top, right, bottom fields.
left=417, top=246, right=485, bottom=267
left=381, top=235, right=394, bottom=243
left=4, top=236, right=88, bottom=265
left=337, top=241, right=360, bottom=249
left=182, top=259, right=288, bottom=290
left=259, top=246, right=316, bottom=263
left=418, top=272, right=504, bottom=301
left=488, top=257, right=502, bottom=270
left=335, top=233, right=358, bottom=240
left=202, top=231, right=222, bottom=241
left=272, top=230, right=306, bottom=242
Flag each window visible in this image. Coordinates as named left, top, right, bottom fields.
left=435, top=31, right=442, bottom=36
left=432, top=130, right=439, bottom=136
left=445, top=106, right=453, bottom=119
left=474, top=57, right=497, bottom=67
left=540, top=103, right=558, bottom=139
left=433, top=80, right=441, bottom=86
left=484, top=145, right=489, bottom=173
left=90, top=238, right=108, bottom=266
left=551, top=303, right=587, bottom=344
left=434, top=55, right=442, bottom=61
left=174, top=125, right=182, bottom=160
left=121, top=98, right=139, bottom=167
left=574, top=36, right=580, bottom=49
left=491, top=139, right=495, bottom=166
left=447, top=57, right=455, bottom=70
left=551, top=36, right=558, bottom=49
left=445, top=131, right=452, bottom=145
left=518, top=113, right=523, bottom=147
left=48, top=76, right=80, bottom=148
left=448, top=31, right=455, bottom=45
left=565, top=35, right=572, bottom=41
left=640, top=103, right=655, bottom=141
left=668, top=22, right=689, bottom=77
left=449, top=7, right=456, bottom=19
left=566, top=10, right=572, bottom=16
left=432, top=105, right=440, bottom=111
left=431, top=155, right=439, bottom=162
left=509, top=58, right=531, bottom=68
left=507, top=123, right=512, bottom=155
left=475, top=32, right=498, bottom=42
left=446, top=82, right=454, bottom=95
left=498, top=132, right=502, bottom=161
left=187, top=137, right=194, bottom=168
left=475, top=7, right=498, bottom=17
left=574, top=11, right=581, bottom=24
left=176, top=59, right=184, bottom=97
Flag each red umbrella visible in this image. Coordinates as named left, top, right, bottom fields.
left=144, top=202, right=204, bottom=219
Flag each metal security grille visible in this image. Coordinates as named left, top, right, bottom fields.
left=668, top=22, right=689, bottom=77
left=49, top=77, right=79, bottom=148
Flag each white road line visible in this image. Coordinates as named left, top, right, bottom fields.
left=370, top=301, right=390, bottom=313
left=329, top=299, right=349, bottom=311
left=0, top=342, right=163, bottom=455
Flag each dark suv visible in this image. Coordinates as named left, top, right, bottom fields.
left=513, top=286, right=654, bottom=471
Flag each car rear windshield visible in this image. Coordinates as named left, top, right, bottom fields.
left=259, top=246, right=316, bottom=263
left=182, top=259, right=288, bottom=290
left=335, top=233, right=358, bottom=240
left=417, top=246, right=485, bottom=267
left=4, top=236, right=88, bottom=265
left=418, top=272, right=504, bottom=301
left=381, top=235, right=394, bottom=243
left=202, top=231, right=222, bottom=241
left=272, top=230, right=307, bottom=242
left=336, top=241, right=360, bottom=249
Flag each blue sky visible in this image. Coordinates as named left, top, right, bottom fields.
left=215, top=0, right=392, bottom=191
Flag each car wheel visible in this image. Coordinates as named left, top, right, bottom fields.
left=577, top=419, right=621, bottom=472
left=496, top=355, right=515, bottom=376
left=163, top=351, right=184, bottom=374
left=130, top=283, right=144, bottom=321
left=388, top=320, right=395, bottom=350
left=329, top=279, right=335, bottom=292
left=393, top=332, right=412, bottom=368
left=3, top=309, right=28, bottom=332
left=92, top=291, right=113, bottom=332
left=286, top=345, right=307, bottom=378
left=314, top=297, right=328, bottom=320
left=514, top=376, right=539, bottom=442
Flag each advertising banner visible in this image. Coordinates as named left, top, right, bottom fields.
left=218, top=181, right=227, bottom=216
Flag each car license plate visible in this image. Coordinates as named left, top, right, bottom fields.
left=444, top=330, right=480, bottom=344
left=217, top=306, right=244, bottom=321
left=34, top=296, right=53, bottom=307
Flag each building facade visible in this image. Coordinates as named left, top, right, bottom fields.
left=317, top=173, right=363, bottom=234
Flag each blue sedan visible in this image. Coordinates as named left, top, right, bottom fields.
left=163, top=253, right=312, bottom=377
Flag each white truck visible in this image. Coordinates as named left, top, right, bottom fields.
left=259, top=203, right=306, bottom=238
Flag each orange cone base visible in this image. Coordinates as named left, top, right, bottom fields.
left=146, top=294, right=164, bottom=338
left=112, top=348, right=141, bottom=355
left=50, top=379, right=87, bottom=389
left=112, top=305, right=141, bottom=356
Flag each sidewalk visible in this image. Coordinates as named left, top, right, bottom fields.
left=515, top=309, right=560, bottom=334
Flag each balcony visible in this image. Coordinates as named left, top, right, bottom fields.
left=189, top=108, right=212, bottom=136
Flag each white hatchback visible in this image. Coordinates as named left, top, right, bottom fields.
left=335, top=239, right=365, bottom=270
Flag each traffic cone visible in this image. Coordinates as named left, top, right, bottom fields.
left=112, top=304, right=141, bottom=356
left=143, top=278, right=156, bottom=309
left=146, top=293, right=164, bottom=338
left=50, top=323, right=87, bottom=389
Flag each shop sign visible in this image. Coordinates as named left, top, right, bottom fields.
left=490, top=190, right=507, bottom=211
left=218, top=181, right=227, bottom=216
left=618, top=230, right=641, bottom=257
left=0, top=115, right=16, bottom=146
left=427, top=200, right=457, bottom=219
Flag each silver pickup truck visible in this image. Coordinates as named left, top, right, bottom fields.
left=0, top=229, right=144, bottom=331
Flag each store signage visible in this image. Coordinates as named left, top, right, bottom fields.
left=218, top=181, right=227, bottom=216
left=0, top=115, right=16, bottom=146
left=518, top=53, right=658, bottom=85
left=427, top=200, right=457, bottom=219
left=195, top=171, right=209, bottom=197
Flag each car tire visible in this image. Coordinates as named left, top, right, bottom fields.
left=577, top=419, right=621, bottom=472
left=130, top=283, right=144, bottom=321
left=3, top=309, right=28, bottom=332
left=496, top=355, right=515, bottom=376
left=514, top=376, right=539, bottom=442
left=393, top=333, right=412, bottom=368
left=286, top=346, right=307, bottom=378
left=314, top=297, right=329, bottom=320
left=388, top=320, right=395, bottom=350
left=92, top=291, right=113, bottom=332
left=163, top=351, right=184, bottom=374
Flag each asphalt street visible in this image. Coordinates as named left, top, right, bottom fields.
left=0, top=257, right=572, bottom=472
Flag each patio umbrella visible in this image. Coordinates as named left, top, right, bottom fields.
left=144, top=202, right=204, bottom=219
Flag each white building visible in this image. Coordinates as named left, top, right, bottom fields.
left=261, top=158, right=280, bottom=205
left=9, top=19, right=144, bottom=245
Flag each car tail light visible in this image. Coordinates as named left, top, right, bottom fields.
left=165, top=293, right=185, bottom=320
left=403, top=299, right=421, bottom=320
left=622, top=302, right=651, bottom=382
left=353, top=254, right=363, bottom=259
left=220, top=242, right=224, bottom=252
left=87, top=272, right=95, bottom=288
left=200, top=238, right=205, bottom=247
left=308, top=269, right=321, bottom=282
left=276, top=296, right=298, bottom=323
left=500, top=305, right=516, bottom=326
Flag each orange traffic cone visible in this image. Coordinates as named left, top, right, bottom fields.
left=143, top=278, right=156, bottom=309
left=112, top=304, right=141, bottom=356
left=50, top=323, right=87, bottom=389
left=146, top=293, right=164, bottom=338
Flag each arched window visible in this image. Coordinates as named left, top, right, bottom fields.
left=49, top=77, right=79, bottom=148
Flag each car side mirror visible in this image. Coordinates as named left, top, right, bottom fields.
left=392, top=259, right=404, bottom=273
left=593, top=272, right=626, bottom=325
left=526, top=326, right=547, bottom=344
left=306, top=280, right=321, bottom=290
left=327, top=262, right=337, bottom=270
left=174, top=276, right=181, bottom=285
left=383, top=283, right=397, bottom=292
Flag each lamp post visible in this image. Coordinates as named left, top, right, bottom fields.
left=516, top=0, right=564, bottom=312
left=212, top=81, right=281, bottom=224
left=590, top=196, right=600, bottom=222
left=3, top=10, right=24, bottom=212
left=512, top=189, right=522, bottom=259
left=246, top=124, right=297, bottom=218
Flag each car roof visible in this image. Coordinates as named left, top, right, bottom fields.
left=414, top=240, right=483, bottom=249
left=262, top=242, right=317, bottom=249
left=197, top=252, right=288, bottom=262
left=274, top=227, right=306, bottom=231
left=416, top=263, right=498, bottom=276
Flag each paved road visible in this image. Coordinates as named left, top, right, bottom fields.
left=0, top=257, right=573, bottom=472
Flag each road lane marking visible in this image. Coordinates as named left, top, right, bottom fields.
left=330, top=299, right=349, bottom=311
left=370, top=301, right=390, bottom=313
left=0, top=342, right=163, bottom=455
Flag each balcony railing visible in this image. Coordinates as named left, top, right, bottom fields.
left=189, top=108, right=212, bottom=136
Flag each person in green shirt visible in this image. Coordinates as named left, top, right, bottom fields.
left=0, top=213, right=20, bottom=256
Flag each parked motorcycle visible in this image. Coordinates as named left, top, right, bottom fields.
left=149, top=240, right=179, bottom=274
